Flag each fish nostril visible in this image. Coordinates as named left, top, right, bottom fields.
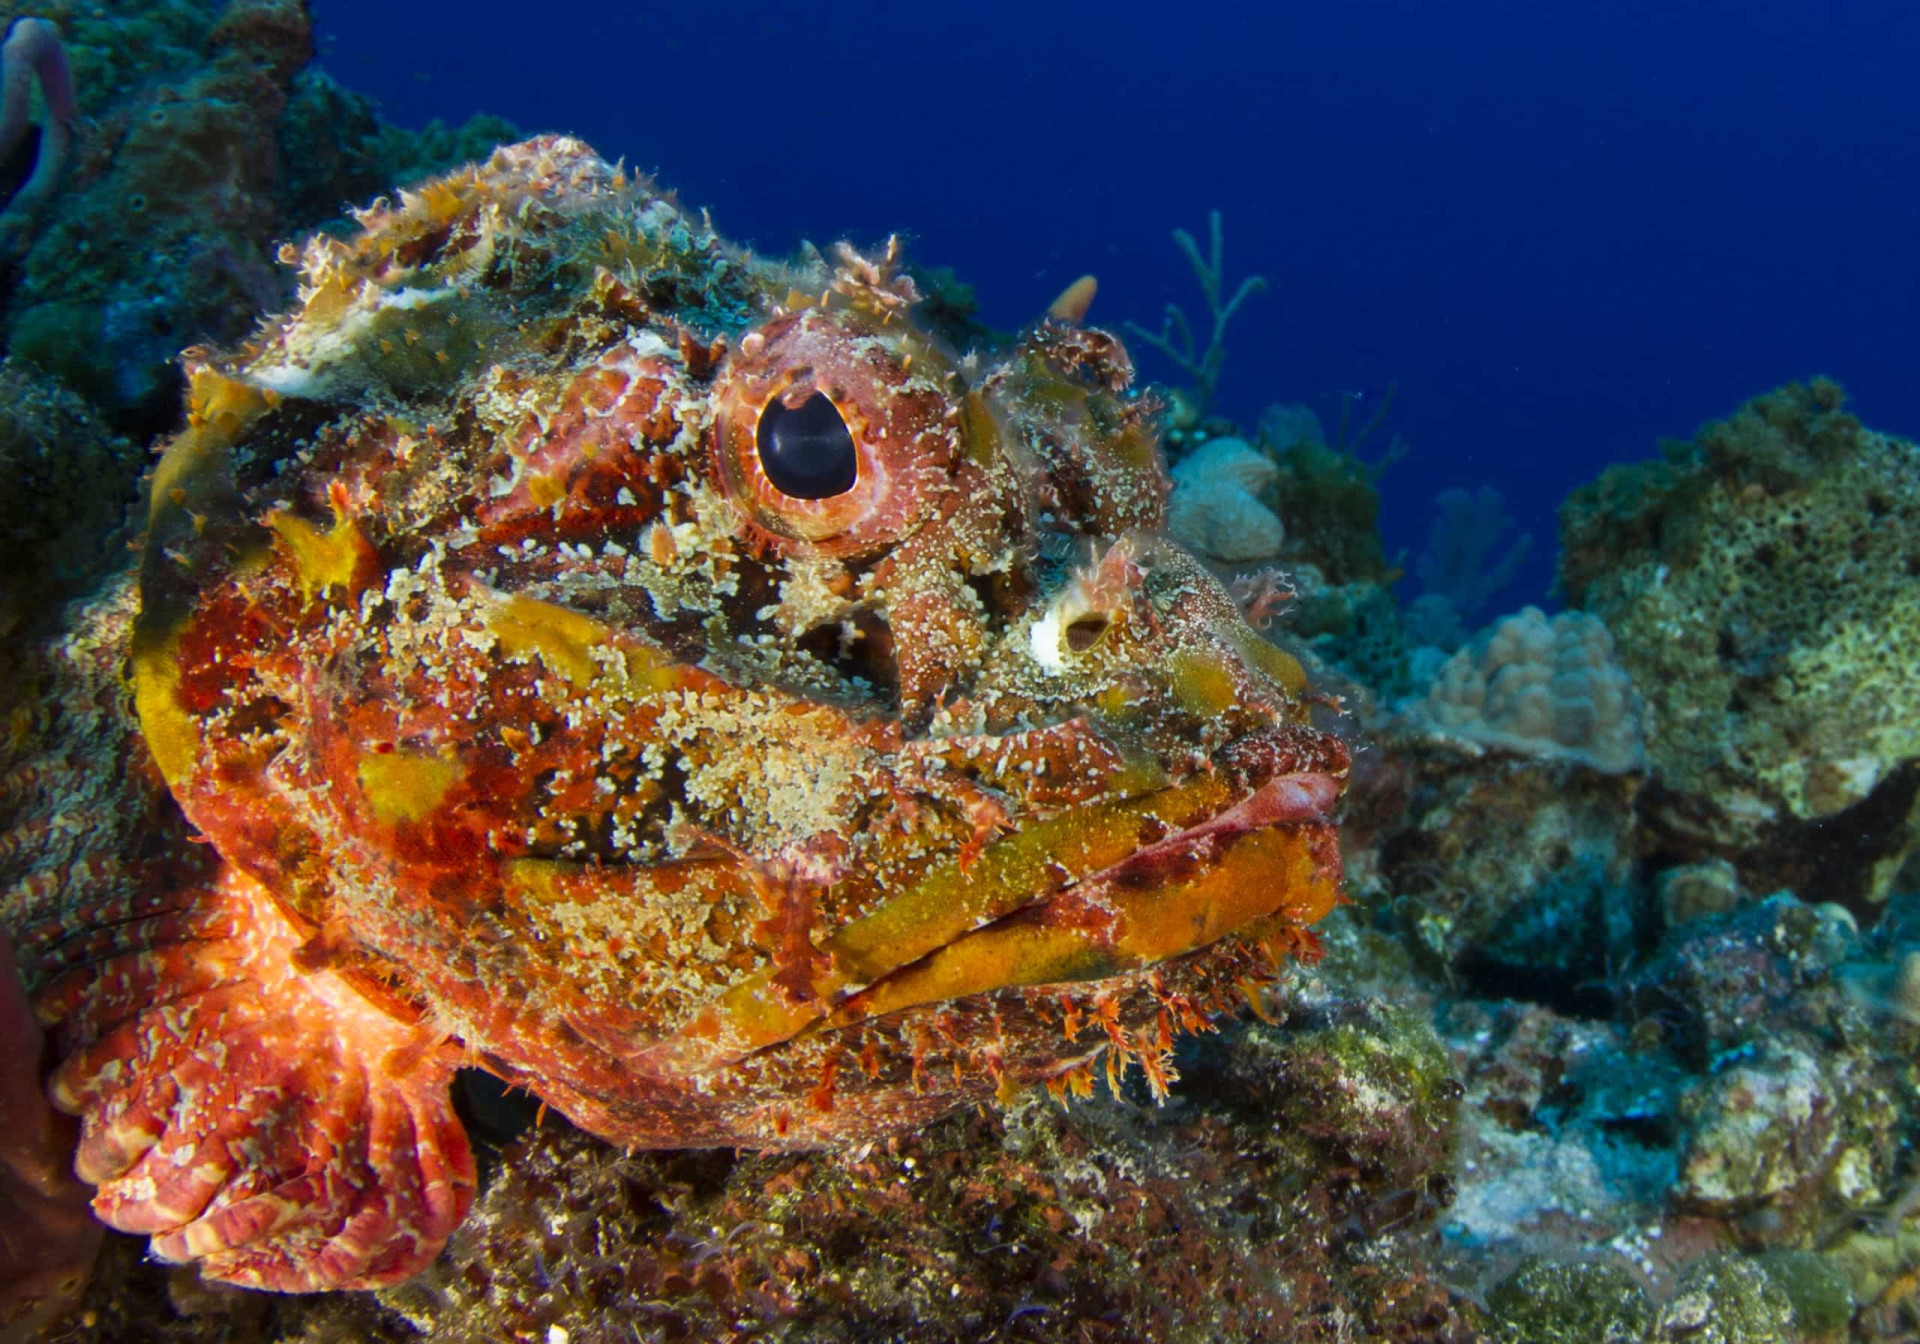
left=794, top=609, right=899, bottom=709
left=1063, top=614, right=1110, bottom=652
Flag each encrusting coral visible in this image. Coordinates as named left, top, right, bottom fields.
left=5, top=37, right=1919, bottom=1329
left=1561, top=379, right=1920, bottom=907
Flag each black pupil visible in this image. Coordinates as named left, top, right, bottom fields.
left=756, top=392, right=858, bottom=499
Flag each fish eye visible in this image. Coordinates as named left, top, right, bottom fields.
left=711, top=309, right=958, bottom=555
left=756, top=391, right=858, bottom=499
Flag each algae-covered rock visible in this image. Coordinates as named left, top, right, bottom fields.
left=1653, top=1253, right=1796, bottom=1343
left=369, top=1087, right=1486, bottom=1344
left=0, top=358, right=139, bottom=631
left=1675, top=1037, right=1894, bottom=1220
left=1752, top=1251, right=1852, bottom=1342
left=1438, top=999, right=1681, bottom=1257
left=1627, top=892, right=1899, bottom=1238
left=1369, top=747, right=1643, bottom=986
left=1826, top=1221, right=1920, bottom=1336
left=1486, top=1257, right=1653, bottom=1344
left=1482, top=1251, right=1840, bottom=1344
left=1224, top=1000, right=1462, bottom=1203
left=1560, top=380, right=1920, bottom=908
left=1633, top=894, right=1858, bottom=1063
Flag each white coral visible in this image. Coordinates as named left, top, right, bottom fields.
left=1415, top=606, right=1647, bottom=773
left=1166, top=437, right=1284, bottom=562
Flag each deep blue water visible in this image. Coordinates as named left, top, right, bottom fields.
left=314, top=0, right=1920, bottom=611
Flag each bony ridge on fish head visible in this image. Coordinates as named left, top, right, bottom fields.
left=20, top=136, right=1347, bottom=1295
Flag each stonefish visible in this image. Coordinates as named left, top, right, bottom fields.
left=0, top=138, right=1346, bottom=1295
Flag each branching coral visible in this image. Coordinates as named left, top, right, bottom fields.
left=1408, top=485, right=1533, bottom=648
left=1125, top=209, right=1266, bottom=415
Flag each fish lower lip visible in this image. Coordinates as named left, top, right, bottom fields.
left=803, top=767, right=1344, bottom=1028
left=1054, top=768, right=1340, bottom=903
left=655, top=738, right=1348, bottom=1068
left=1130, top=770, right=1343, bottom=861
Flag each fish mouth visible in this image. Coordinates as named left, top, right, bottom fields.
left=674, top=726, right=1349, bottom=1066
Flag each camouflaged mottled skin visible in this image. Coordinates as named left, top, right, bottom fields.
left=1, top=137, right=1347, bottom=1293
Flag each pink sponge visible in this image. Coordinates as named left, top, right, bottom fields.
left=0, top=18, right=75, bottom=220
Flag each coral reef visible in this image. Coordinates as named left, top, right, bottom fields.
left=0, top=0, right=515, bottom=431
left=1561, top=379, right=1920, bottom=907
left=1, top=19, right=1916, bottom=1324
left=1311, top=371, right=1920, bottom=1332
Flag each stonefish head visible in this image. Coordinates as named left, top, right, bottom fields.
left=17, top=138, right=1346, bottom=1292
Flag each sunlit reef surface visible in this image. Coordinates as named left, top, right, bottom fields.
left=2, top=5, right=1919, bottom=1341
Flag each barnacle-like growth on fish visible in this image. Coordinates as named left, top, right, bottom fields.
left=7, top=138, right=1347, bottom=1293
